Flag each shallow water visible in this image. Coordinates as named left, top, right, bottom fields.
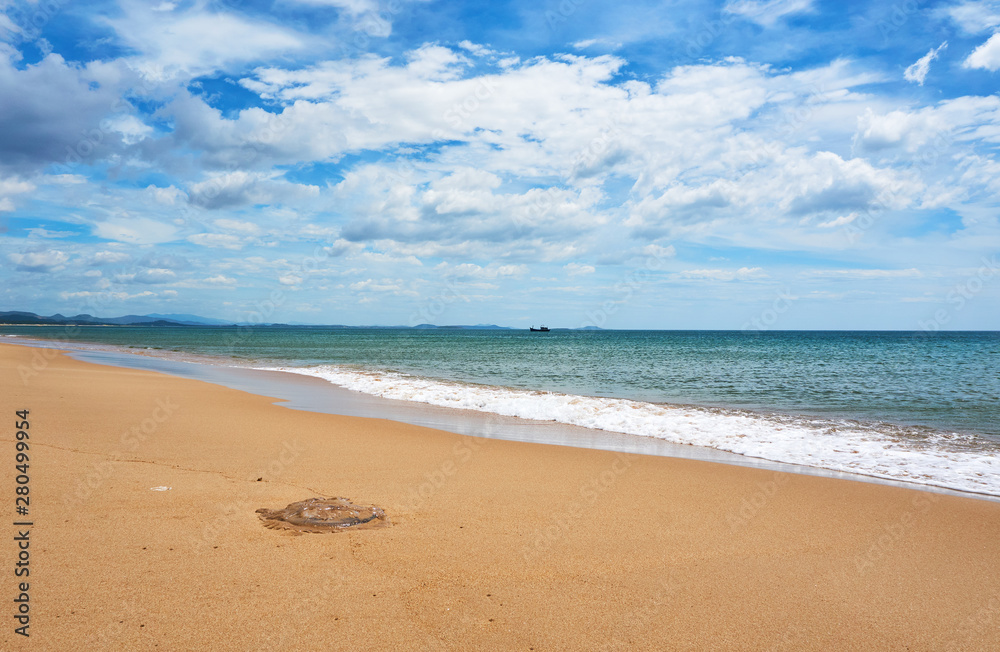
left=3, top=326, right=998, bottom=497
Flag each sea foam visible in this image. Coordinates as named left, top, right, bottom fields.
left=263, top=364, right=1000, bottom=497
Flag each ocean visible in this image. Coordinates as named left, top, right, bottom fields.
left=3, top=326, right=998, bottom=497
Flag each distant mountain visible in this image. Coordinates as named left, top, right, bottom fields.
left=0, top=312, right=573, bottom=330
left=144, top=313, right=234, bottom=326
left=0, top=311, right=231, bottom=327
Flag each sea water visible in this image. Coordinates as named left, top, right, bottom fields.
left=3, top=326, right=998, bottom=496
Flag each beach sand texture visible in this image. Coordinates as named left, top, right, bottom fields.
left=2, top=342, right=999, bottom=651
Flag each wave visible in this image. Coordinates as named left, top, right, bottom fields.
left=262, top=364, right=1000, bottom=497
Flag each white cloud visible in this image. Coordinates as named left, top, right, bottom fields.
left=817, top=212, right=857, bottom=228
left=134, top=268, right=176, bottom=284
left=203, top=275, right=237, bottom=286
left=287, top=0, right=381, bottom=18
left=0, top=51, right=127, bottom=172
left=437, top=262, right=528, bottom=280
left=724, top=0, right=814, bottom=26
left=106, top=114, right=154, bottom=145
left=93, top=217, right=178, bottom=244
left=8, top=250, right=69, bottom=272
left=803, top=268, right=922, bottom=279
left=854, top=96, right=1000, bottom=154
left=349, top=278, right=418, bottom=296
left=639, top=244, right=676, bottom=260
left=0, top=175, right=34, bottom=211
left=104, top=2, right=308, bottom=80
left=564, top=262, right=596, bottom=276
left=964, top=33, right=1000, bottom=71
left=143, top=185, right=186, bottom=206
left=680, top=267, right=766, bottom=281
left=59, top=290, right=156, bottom=302
left=187, top=171, right=318, bottom=210
left=945, top=1, right=1000, bottom=34
left=458, top=40, right=496, bottom=57
left=187, top=233, right=245, bottom=250
left=90, top=251, right=132, bottom=265
left=904, top=42, right=947, bottom=85
left=215, top=218, right=262, bottom=235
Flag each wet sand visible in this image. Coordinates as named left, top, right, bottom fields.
left=2, top=342, right=999, bottom=650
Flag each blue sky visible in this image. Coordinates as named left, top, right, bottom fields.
left=1, top=0, right=999, bottom=329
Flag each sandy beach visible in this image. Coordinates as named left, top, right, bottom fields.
left=2, top=342, right=999, bottom=651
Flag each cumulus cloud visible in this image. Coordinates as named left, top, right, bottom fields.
left=8, top=250, right=69, bottom=272
left=436, top=262, right=528, bottom=280
left=187, top=171, right=319, bottom=209
left=215, top=219, right=262, bottom=235
left=93, top=217, right=178, bottom=244
left=945, top=1, right=1000, bottom=34
left=3, top=19, right=1000, bottom=329
left=90, top=251, right=132, bottom=265
left=0, top=175, right=34, bottom=211
left=0, top=51, right=128, bottom=172
left=187, top=233, right=245, bottom=250
left=964, top=33, right=1000, bottom=71
left=854, top=97, right=1000, bottom=154
left=203, top=275, right=237, bottom=286
left=349, top=278, right=418, bottom=296
left=103, top=1, right=308, bottom=80
left=564, top=262, right=596, bottom=276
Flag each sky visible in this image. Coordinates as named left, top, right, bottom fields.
left=1, top=0, right=999, bottom=329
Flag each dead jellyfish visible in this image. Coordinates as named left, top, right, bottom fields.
left=256, top=497, right=388, bottom=533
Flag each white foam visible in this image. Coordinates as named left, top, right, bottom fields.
left=262, top=364, right=1000, bottom=497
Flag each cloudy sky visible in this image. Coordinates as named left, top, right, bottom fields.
left=1, top=0, right=999, bottom=329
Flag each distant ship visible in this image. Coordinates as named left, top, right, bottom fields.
left=529, top=325, right=550, bottom=332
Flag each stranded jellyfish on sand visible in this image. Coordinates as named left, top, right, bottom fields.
left=256, top=497, right=388, bottom=533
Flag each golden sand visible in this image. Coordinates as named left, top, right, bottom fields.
left=1, top=343, right=998, bottom=650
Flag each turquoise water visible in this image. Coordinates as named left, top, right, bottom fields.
left=3, top=326, right=998, bottom=495
left=4, top=326, right=997, bottom=437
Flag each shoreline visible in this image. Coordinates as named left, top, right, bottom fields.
left=3, top=342, right=1000, bottom=649
left=4, top=336, right=999, bottom=502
